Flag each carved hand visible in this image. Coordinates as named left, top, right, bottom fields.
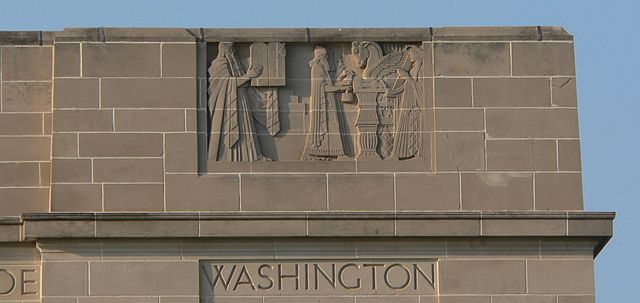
left=246, top=65, right=263, bottom=78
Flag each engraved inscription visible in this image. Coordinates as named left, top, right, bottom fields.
left=0, top=266, right=39, bottom=300
left=200, top=260, right=437, bottom=297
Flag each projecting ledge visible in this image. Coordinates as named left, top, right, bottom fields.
left=15, top=211, right=612, bottom=253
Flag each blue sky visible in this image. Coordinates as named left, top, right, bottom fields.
left=1, top=0, right=637, bottom=301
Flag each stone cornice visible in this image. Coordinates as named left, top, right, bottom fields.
left=0, top=26, right=573, bottom=45
left=0, top=211, right=612, bottom=257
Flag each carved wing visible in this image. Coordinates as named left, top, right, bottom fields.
left=365, top=50, right=409, bottom=79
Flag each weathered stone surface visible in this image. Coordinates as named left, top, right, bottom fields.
left=328, top=174, right=394, bottom=211
left=535, top=173, right=583, bottom=210
left=436, top=132, right=485, bottom=171
left=435, top=109, right=484, bottom=131
left=1, top=46, right=52, bottom=80
left=165, top=174, right=239, bottom=211
left=2, top=82, right=51, bottom=112
left=434, top=78, right=472, bottom=107
left=101, top=78, right=195, bottom=108
left=461, top=173, right=533, bottom=210
left=527, top=260, right=595, bottom=294
left=103, top=183, right=164, bottom=211
left=439, top=260, right=526, bottom=294
left=53, top=78, right=100, bottom=108
left=482, top=218, right=566, bottom=236
left=396, top=173, right=460, bottom=210
left=51, top=184, right=102, bottom=211
left=93, top=158, right=163, bottom=182
left=512, top=42, right=575, bottom=76
left=0, top=163, right=39, bottom=186
left=432, top=26, right=540, bottom=41
left=486, top=109, right=579, bottom=138
left=42, top=262, right=88, bottom=296
left=89, top=261, right=198, bottom=295
left=53, top=109, right=113, bottom=131
left=552, top=77, right=578, bottom=107
left=486, top=140, right=556, bottom=171
left=0, top=137, right=50, bottom=161
left=54, top=43, right=80, bottom=77
left=79, top=133, right=163, bottom=157
left=162, top=43, right=196, bottom=77
left=82, top=43, right=160, bottom=77
left=558, top=140, right=582, bottom=171
left=434, top=43, right=510, bottom=76
left=165, top=133, right=197, bottom=172
left=0, top=113, right=43, bottom=135
left=52, top=133, right=77, bottom=157
left=114, top=109, right=185, bottom=131
left=200, top=219, right=307, bottom=237
left=241, top=174, right=326, bottom=211
left=0, top=188, right=48, bottom=215
left=51, top=158, right=92, bottom=183
left=473, top=78, right=551, bottom=107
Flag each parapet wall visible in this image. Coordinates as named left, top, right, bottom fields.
left=0, top=27, right=582, bottom=215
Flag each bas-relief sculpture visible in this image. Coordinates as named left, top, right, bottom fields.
left=205, top=41, right=427, bottom=164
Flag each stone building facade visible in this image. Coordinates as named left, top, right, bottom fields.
left=0, top=27, right=613, bottom=303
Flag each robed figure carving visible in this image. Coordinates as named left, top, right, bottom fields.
left=386, top=45, right=424, bottom=160
left=302, top=46, right=350, bottom=160
left=208, top=42, right=265, bottom=162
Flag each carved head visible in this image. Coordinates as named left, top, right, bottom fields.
left=309, top=46, right=330, bottom=72
left=218, top=42, right=235, bottom=58
left=351, top=41, right=370, bottom=68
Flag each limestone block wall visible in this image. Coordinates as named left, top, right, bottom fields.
left=41, top=27, right=582, bottom=214
left=0, top=34, right=54, bottom=216
left=35, top=238, right=597, bottom=303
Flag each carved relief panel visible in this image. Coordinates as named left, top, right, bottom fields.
left=200, top=41, right=433, bottom=171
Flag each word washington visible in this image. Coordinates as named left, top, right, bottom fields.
left=201, top=261, right=436, bottom=293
